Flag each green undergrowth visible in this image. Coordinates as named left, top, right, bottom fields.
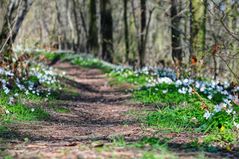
left=41, top=51, right=149, bottom=86
left=54, top=107, right=70, bottom=113
left=95, top=136, right=178, bottom=159
left=133, top=84, right=207, bottom=133
left=0, top=91, right=49, bottom=122
left=41, top=51, right=113, bottom=73
left=107, top=68, right=239, bottom=144
left=110, top=136, right=217, bottom=158
left=0, top=76, right=81, bottom=124
left=109, top=69, right=151, bottom=86
left=133, top=84, right=239, bottom=144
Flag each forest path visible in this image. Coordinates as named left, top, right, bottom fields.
left=2, top=62, right=151, bottom=159
left=1, top=62, right=235, bottom=158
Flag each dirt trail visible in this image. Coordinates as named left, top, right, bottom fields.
left=1, top=62, right=148, bottom=158
left=1, top=62, right=237, bottom=158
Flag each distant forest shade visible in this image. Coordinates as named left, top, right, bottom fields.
left=0, top=0, right=239, bottom=81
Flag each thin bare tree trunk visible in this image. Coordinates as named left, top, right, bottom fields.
left=171, top=0, right=182, bottom=66
left=0, top=0, right=33, bottom=52
left=124, top=0, right=129, bottom=64
left=139, top=0, right=146, bottom=68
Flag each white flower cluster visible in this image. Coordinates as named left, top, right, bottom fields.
left=0, top=62, right=60, bottom=107
left=112, top=66, right=239, bottom=129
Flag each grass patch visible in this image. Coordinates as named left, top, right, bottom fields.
left=0, top=91, right=49, bottom=122
left=109, top=68, right=151, bottom=86
left=42, top=51, right=113, bottom=73
left=0, top=126, right=9, bottom=134
left=130, top=82, right=239, bottom=146
left=53, top=106, right=70, bottom=113
left=146, top=106, right=205, bottom=132
left=71, top=57, right=112, bottom=73
left=133, top=84, right=195, bottom=104
left=3, top=104, right=48, bottom=122
left=110, top=136, right=219, bottom=158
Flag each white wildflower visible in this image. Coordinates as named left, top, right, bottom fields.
left=226, top=108, right=233, bottom=115
left=162, top=90, right=168, bottom=94
left=3, top=87, right=10, bottom=94
left=214, top=104, right=222, bottom=113
left=203, top=110, right=211, bottom=119
left=157, top=77, right=173, bottom=84
left=5, top=109, right=10, bottom=114
left=175, top=80, right=182, bottom=87
left=207, top=95, right=213, bottom=100
left=234, top=122, right=239, bottom=129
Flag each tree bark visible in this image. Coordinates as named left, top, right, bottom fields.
left=171, top=0, right=182, bottom=66
left=0, top=0, right=33, bottom=52
left=55, top=0, right=64, bottom=50
left=202, top=0, right=207, bottom=53
left=72, top=0, right=81, bottom=52
left=123, top=0, right=129, bottom=64
left=189, top=0, right=204, bottom=63
left=88, top=0, right=99, bottom=54
left=100, top=0, right=113, bottom=63
left=189, top=0, right=193, bottom=63
left=139, top=0, right=146, bottom=68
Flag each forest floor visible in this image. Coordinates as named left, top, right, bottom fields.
left=0, top=62, right=238, bottom=159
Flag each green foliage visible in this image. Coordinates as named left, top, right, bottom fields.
left=133, top=84, right=238, bottom=143
left=42, top=51, right=113, bottom=73
left=109, top=69, right=151, bottom=86
left=120, top=75, right=238, bottom=145
left=204, top=130, right=236, bottom=143
left=42, top=51, right=63, bottom=62
left=53, top=107, right=70, bottom=113
left=3, top=104, right=48, bottom=121
left=146, top=106, right=205, bottom=132
left=112, top=135, right=127, bottom=147
left=0, top=91, right=49, bottom=122
left=133, top=84, right=194, bottom=104
left=71, top=57, right=112, bottom=73
left=0, top=126, right=9, bottom=134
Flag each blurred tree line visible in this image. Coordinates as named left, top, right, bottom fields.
left=0, top=0, right=239, bottom=81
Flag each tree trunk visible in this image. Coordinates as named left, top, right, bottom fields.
left=171, top=0, right=182, bottom=66
left=189, top=0, right=204, bottom=63
left=139, top=0, right=146, bottom=68
left=0, top=0, right=33, bottom=52
left=202, top=0, right=207, bottom=53
left=72, top=0, right=81, bottom=52
left=123, top=0, right=130, bottom=64
left=189, top=0, right=193, bottom=63
left=55, top=0, right=64, bottom=50
left=100, top=0, right=113, bottom=63
left=88, top=0, right=99, bottom=55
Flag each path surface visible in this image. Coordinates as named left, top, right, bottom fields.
left=1, top=62, right=238, bottom=158
left=1, top=62, right=149, bottom=158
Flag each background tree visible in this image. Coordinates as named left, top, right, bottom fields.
left=189, top=0, right=205, bottom=62
left=139, top=0, right=147, bottom=68
left=202, top=0, right=207, bottom=53
left=124, top=0, right=129, bottom=64
left=171, top=0, right=182, bottom=66
left=100, top=0, right=113, bottom=63
left=0, top=0, right=238, bottom=81
left=0, top=0, right=33, bottom=51
left=87, top=0, right=99, bottom=55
